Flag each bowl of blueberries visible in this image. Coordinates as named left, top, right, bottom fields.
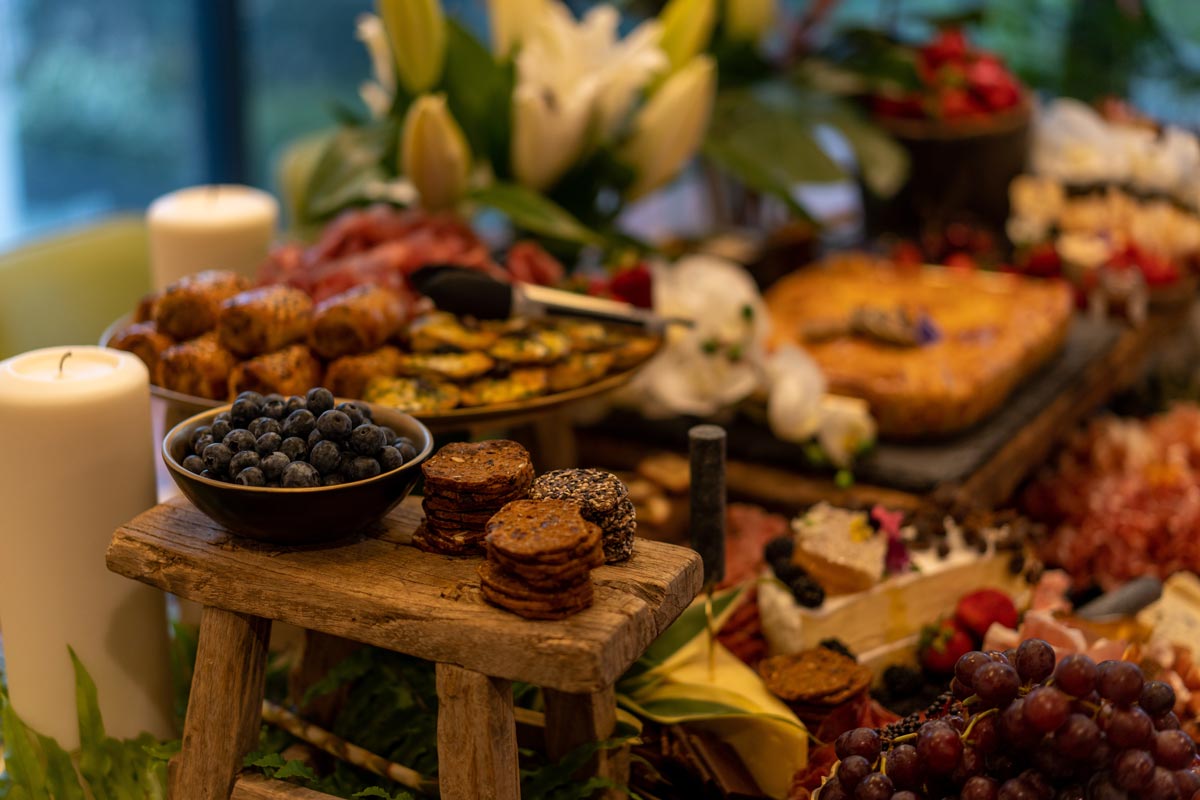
left=163, top=386, right=433, bottom=544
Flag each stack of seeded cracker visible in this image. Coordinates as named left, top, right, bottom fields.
left=480, top=500, right=605, bottom=619
left=529, top=468, right=636, bottom=562
left=415, top=440, right=533, bottom=555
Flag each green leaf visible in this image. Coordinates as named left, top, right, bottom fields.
left=69, top=647, right=109, bottom=784
left=36, top=733, right=87, bottom=800
left=821, top=106, right=909, bottom=197
left=1, top=703, right=49, bottom=797
left=471, top=183, right=604, bottom=245
left=273, top=759, right=318, bottom=781
left=300, top=646, right=374, bottom=707
left=303, top=123, right=397, bottom=222
left=246, top=751, right=287, bottom=771
left=520, top=738, right=633, bottom=800
left=441, top=18, right=514, bottom=171
left=631, top=585, right=746, bottom=673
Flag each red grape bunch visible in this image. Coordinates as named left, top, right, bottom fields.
left=815, top=639, right=1199, bottom=800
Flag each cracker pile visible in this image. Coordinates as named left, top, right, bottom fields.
left=415, top=440, right=533, bottom=555
left=757, top=648, right=873, bottom=727
left=529, top=469, right=636, bottom=563
left=480, top=500, right=604, bottom=620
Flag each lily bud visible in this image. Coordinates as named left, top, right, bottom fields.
left=487, top=0, right=548, bottom=58
left=621, top=55, right=716, bottom=200
left=377, top=0, right=446, bottom=94
left=511, top=83, right=593, bottom=191
left=816, top=395, right=876, bottom=468
left=401, top=94, right=470, bottom=211
left=658, top=0, right=716, bottom=72
left=724, top=0, right=776, bottom=43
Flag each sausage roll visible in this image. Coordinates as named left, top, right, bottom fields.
left=153, top=270, right=251, bottom=340
left=309, top=285, right=407, bottom=360
left=155, top=332, right=237, bottom=401
left=107, top=321, right=174, bottom=376
left=324, top=345, right=405, bottom=399
left=217, top=285, right=313, bottom=358
left=228, top=344, right=323, bottom=399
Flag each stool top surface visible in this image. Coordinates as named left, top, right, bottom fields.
left=108, top=496, right=703, bottom=692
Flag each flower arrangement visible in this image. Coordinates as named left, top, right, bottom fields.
left=287, top=0, right=719, bottom=249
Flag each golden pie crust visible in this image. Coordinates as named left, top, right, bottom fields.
left=765, top=256, right=1073, bottom=438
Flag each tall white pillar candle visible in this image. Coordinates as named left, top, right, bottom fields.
left=0, top=346, right=173, bottom=746
left=147, top=184, right=279, bottom=290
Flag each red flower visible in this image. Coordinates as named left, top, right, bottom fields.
left=609, top=263, right=654, bottom=308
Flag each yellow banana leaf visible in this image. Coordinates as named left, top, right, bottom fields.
left=618, top=584, right=808, bottom=797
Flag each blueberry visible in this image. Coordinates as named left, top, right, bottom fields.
left=285, top=395, right=305, bottom=414
left=223, top=429, right=257, bottom=452
left=336, top=402, right=366, bottom=428
left=338, top=451, right=356, bottom=474
left=231, top=397, right=261, bottom=427
left=281, top=461, right=320, bottom=488
left=317, top=410, right=353, bottom=441
left=191, top=433, right=214, bottom=456
left=308, top=428, right=325, bottom=450
left=378, top=445, right=404, bottom=472
left=189, top=426, right=212, bottom=452
left=236, top=391, right=265, bottom=406
left=235, top=467, right=266, bottom=486
left=322, top=474, right=346, bottom=486
left=256, top=432, right=282, bottom=456
left=356, top=402, right=373, bottom=422
left=309, top=440, right=342, bottom=475
left=306, top=387, right=335, bottom=416
left=202, top=442, right=233, bottom=475
left=210, top=417, right=233, bottom=441
left=230, top=450, right=260, bottom=474
left=397, top=440, right=418, bottom=461
left=349, top=424, right=385, bottom=455
left=248, top=417, right=281, bottom=438
left=266, top=481, right=281, bottom=488
left=347, top=456, right=381, bottom=481
left=261, top=398, right=286, bottom=420
left=182, top=454, right=205, bottom=474
left=200, top=469, right=217, bottom=480
left=260, top=451, right=290, bottom=480
left=378, top=426, right=397, bottom=446
left=263, top=393, right=284, bottom=405
left=279, top=436, right=307, bottom=461
left=282, top=409, right=316, bottom=439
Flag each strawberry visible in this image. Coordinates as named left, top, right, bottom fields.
left=920, top=28, right=968, bottom=70
left=919, top=619, right=974, bottom=674
left=609, top=263, right=653, bottom=309
left=955, top=589, right=1019, bottom=641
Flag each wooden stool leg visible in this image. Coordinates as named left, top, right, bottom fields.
left=171, top=607, right=272, bottom=800
left=435, top=663, right=519, bottom=800
left=543, top=686, right=629, bottom=793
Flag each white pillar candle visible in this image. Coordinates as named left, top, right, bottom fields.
left=147, top=184, right=279, bottom=290
left=0, top=346, right=173, bottom=746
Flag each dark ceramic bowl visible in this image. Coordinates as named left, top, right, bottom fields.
left=163, top=402, right=433, bottom=545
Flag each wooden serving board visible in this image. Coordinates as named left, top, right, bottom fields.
left=584, top=316, right=1122, bottom=494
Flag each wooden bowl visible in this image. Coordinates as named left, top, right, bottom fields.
left=163, top=402, right=433, bottom=545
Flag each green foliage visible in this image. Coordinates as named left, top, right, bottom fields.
left=0, top=650, right=174, bottom=799
left=441, top=18, right=516, bottom=173
left=519, top=738, right=636, bottom=800
left=471, top=184, right=605, bottom=246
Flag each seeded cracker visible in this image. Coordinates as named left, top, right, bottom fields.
left=529, top=469, right=637, bottom=562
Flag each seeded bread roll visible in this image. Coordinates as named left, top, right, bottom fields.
left=153, top=270, right=250, bottom=340
left=155, top=332, right=237, bottom=401
left=217, top=285, right=314, bottom=358
left=324, top=345, right=405, bottom=399
left=228, top=344, right=323, bottom=400
left=107, top=320, right=174, bottom=376
left=309, top=285, right=407, bottom=360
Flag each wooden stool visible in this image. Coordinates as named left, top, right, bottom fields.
left=108, top=497, right=701, bottom=800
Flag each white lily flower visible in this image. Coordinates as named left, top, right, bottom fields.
left=401, top=94, right=470, bottom=211
left=724, top=0, right=777, bottom=44
left=765, top=345, right=827, bottom=443
left=621, top=54, right=716, bottom=200
left=816, top=395, right=876, bottom=468
left=377, top=0, right=446, bottom=94
left=487, top=0, right=548, bottom=58
left=659, top=0, right=716, bottom=72
left=511, top=2, right=668, bottom=190
left=356, top=13, right=396, bottom=117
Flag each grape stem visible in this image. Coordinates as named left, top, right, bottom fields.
left=960, top=707, right=998, bottom=741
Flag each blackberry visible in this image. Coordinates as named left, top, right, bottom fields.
left=763, top=535, right=794, bottom=565
left=1007, top=552, right=1026, bottom=575
left=790, top=576, right=825, bottom=608
left=883, top=665, right=924, bottom=699
left=819, top=638, right=856, bottom=661
left=773, top=562, right=806, bottom=585
left=881, top=713, right=923, bottom=742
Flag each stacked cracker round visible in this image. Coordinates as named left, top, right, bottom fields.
left=415, top=440, right=533, bottom=555
left=480, top=500, right=604, bottom=619
left=528, top=469, right=636, bottom=563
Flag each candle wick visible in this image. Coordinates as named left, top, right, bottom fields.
left=58, top=351, right=72, bottom=376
